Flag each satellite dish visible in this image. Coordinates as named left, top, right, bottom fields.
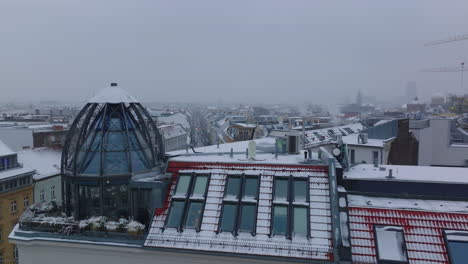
left=332, top=148, right=341, bottom=156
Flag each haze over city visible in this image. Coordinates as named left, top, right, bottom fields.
left=2, top=2, right=468, bottom=264
left=1, top=0, right=468, bottom=103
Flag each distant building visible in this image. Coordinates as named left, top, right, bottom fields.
left=0, top=140, right=34, bottom=264
left=158, top=124, right=188, bottom=152
left=406, top=97, right=426, bottom=113
left=411, top=117, right=468, bottom=167
left=17, top=147, right=62, bottom=204
left=32, top=126, right=67, bottom=148
left=225, top=123, right=257, bottom=142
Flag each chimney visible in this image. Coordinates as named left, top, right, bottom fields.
left=386, top=169, right=394, bottom=179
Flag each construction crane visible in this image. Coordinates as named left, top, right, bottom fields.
left=421, top=62, right=466, bottom=91
left=424, top=33, right=467, bottom=92
left=424, top=33, right=468, bottom=46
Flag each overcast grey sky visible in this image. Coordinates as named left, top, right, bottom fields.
left=1, top=0, right=467, bottom=104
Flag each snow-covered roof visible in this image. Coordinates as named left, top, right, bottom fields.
left=348, top=194, right=468, bottom=213
left=341, top=134, right=393, bottom=148
left=157, top=113, right=190, bottom=131
left=168, top=138, right=321, bottom=166
left=158, top=124, right=187, bottom=140
left=17, top=148, right=61, bottom=180
left=88, top=86, right=139, bottom=104
left=145, top=162, right=333, bottom=261
left=348, top=195, right=468, bottom=263
left=344, top=164, right=468, bottom=184
left=373, top=119, right=392, bottom=127
left=0, top=139, right=15, bottom=156
left=232, top=123, right=257, bottom=128
left=0, top=166, right=35, bottom=181
left=303, top=123, right=364, bottom=146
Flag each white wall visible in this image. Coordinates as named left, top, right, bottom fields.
left=417, top=119, right=468, bottom=167
left=34, top=175, right=62, bottom=204
left=347, top=145, right=386, bottom=165
left=14, top=240, right=294, bottom=264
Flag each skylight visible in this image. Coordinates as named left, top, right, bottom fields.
left=219, top=175, right=259, bottom=235
left=272, top=177, right=309, bottom=238
left=165, top=174, right=210, bottom=231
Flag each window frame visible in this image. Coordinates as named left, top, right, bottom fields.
left=51, top=185, right=56, bottom=199
left=217, top=174, right=260, bottom=236
left=373, top=225, right=409, bottom=264
left=10, top=200, right=17, bottom=214
left=23, top=196, right=29, bottom=208
left=444, top=230, right=468, bottom=264
left=164, top=173, right=211, bottom=232
left=270, top=175, right=310, bottom=239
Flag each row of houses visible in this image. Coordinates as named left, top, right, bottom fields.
left=6, top=86, right=468, bottom=264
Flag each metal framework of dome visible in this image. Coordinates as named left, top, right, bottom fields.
left=61, top=83, right=165, bottom=221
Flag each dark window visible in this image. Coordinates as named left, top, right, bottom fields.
left=350, top=149, right=355, bottom=164
left=166, top=201, right=184, bottom=228
left=165, top=174, right=210, bottom=232
left=447, top=241, right=468, bottom=264
left=271, top=177, right=309, bottom=239
left=219, top=175, right=259, bottom=236
left=374, top=226, right=408, bottom=263
left=445, top=231, right=468, bottom=264
left=272, top=205, right=288, bottom=235
left=219, top=203, right=236, bottom=232
left=372, top=151, right=379, bottom=165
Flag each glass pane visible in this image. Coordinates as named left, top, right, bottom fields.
left=185, top=202, right=203, bottom=229
left=192, top=176, right=208, bottom=196
left=104, top=151, right=129, bottom=174
left=80, top=152, right=101, bottom=174
left=166, top=201, right=185, bottom=228
left=448, top=241, right=468, bottom=264
left=175, top=175, right=191, bottom=196
left=225, top=177, right=240, bottom=199
left=239, top=204, right=256, bottom=233
left=375, top=226, right=407, bottom=261
left=78, top=185, right=101, bottom=218
left=293, top=207, right=307, bottom=236
left=220, top=204, right=237, bottom=232
left=105, top=132, right=125, bottom=151
left=274, top=178, right=288, bottom=201
left=272, top=205, right=288, bottom=235
left=103, top=184, right=129, bottom=219
left=293, top=179, right=307, bottom=202
left=244, top=177, right=258, bottom=199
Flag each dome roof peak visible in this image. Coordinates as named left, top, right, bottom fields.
left=88, top=83, right=139, bottom=104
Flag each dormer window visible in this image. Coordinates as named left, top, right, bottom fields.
left=445, top=230, right=468, bottom=264
left=271, top=177, right=309, bottom=239
left=374, top=226, right=408, bottom=263
left=218, top=175, right=259, bottom=236
left=165, top=174, right=210, bottom=231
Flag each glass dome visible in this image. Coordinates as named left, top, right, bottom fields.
left=62, top=83, right=165, bottom=220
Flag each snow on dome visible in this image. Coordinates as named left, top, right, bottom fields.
left=88, top=83, right=139, bottom=104
left=0, top=139, right=15, bottom=156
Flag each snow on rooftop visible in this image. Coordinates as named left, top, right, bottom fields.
left=341, top=133, right=393, bottom=148
left=17, top=148, right=61, bottom=180
left=146, top=164, right=332, bottom=260
left=168, top=138, right=322, bottom=166
left=348, top=194, right=468, bottom=213
left=88, top=85, right=139, bottom=104
left=158, top=124, right=187, bottom=140
left=0, top=139, right=15, bottom=156
left=345, top=164, right=468, bottom=184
